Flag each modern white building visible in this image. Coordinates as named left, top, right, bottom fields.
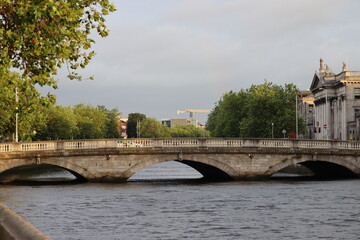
left=309, top=59, right=360, bottom=140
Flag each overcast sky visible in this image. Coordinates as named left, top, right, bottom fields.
left=47, top=0, right=360, bottom=124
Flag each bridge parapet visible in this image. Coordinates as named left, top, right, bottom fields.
left=337, top=141, right=360, bottom=149
left=0, top=142, right=56, bottom=152
left=65, top=141, right=99, bottom=149
left=206, top=139, right=244, bottom=147
left=259, top=139, right=292, bottom=148
left=2, top=138, right=360, bottom=153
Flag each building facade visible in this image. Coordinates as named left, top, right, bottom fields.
left=118, top=118, right=128, bottom=138
left=161, top=118, right=200, bottom=128
left=309, top=59, right=360, bottom=140
left=297, top=91, right=314, bottom=139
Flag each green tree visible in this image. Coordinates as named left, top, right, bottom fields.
left=0, top=0, right=116, bottom=86
left=206, top=90, right=248, bottom=137
left=206, top=82, right=305, bottom=138
left=139, top=118, right=171, bottom=138
left=35, top=105, right=79, bottom=140
left=239, top=82, right=281, bottom=137
left=170, top=125, right=210, bottom=137
left=0, top=70, right=53, bottom=141
left=1, top=1, right=116, bottom=141
left=97, top=105, right=121, bottom=138
left=127, top=113, right=146, bottom=138
left=34, top=104, right=121, bottom=140
left=73, top=104, right=107, bottom=139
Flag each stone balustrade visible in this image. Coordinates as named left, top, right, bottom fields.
left=1, top=138, right=360, bottom=153
left=348, top=71, right=360, bottom=77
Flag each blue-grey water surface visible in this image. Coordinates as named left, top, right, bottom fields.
left=0, top=161, right=359, bottom=240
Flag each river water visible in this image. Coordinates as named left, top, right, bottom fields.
left=0, top=161, right=359, bottom=240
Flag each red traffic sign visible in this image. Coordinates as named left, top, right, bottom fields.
left=323, top=124, right=327, bottom=129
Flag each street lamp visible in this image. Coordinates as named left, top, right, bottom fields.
left=318, top=87, right=328, bottom=140
left=136, top=120, right=141, bottom=138
left=271, top=122, right=274, bottom=138
left=15, top=87, right=19, bottom=143
left=295, top=93, right=298, bottom=139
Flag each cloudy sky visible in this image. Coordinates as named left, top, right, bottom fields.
left=48, top=0, right=360, bottom=124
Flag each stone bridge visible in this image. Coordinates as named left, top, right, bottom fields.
left=0, top=138, right=360, bottom=182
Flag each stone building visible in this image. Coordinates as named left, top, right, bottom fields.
left=297, top=91, right=314, bottom=139
left=309, top=59, right=360, bottom=140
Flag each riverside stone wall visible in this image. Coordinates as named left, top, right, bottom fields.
left=0, top=203, right=51, bottom=240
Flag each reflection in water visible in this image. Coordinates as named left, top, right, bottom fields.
left=129, top=161, right=203, bottom=181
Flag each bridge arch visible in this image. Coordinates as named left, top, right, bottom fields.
left=0, top=158, right=93, bottom=183
left=123, top=154, right=237, bottom=181
left=268, top=156, right=360, bottom=178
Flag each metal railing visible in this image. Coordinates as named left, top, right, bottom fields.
left=1, top=138, right=360, bottom=153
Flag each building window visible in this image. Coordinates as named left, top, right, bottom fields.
left=354, top=88, right=360, bottom=99
left=355, top=109, right=360, bottom=117
left=308, top=104, right=313, bottom=113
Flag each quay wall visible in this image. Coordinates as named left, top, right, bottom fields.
left=0, top=203, right=51, bottom=240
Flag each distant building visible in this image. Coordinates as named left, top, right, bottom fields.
left=118, top=118, right=128, bottom=138
left=161, top=119, right=171, bottom=128
left=161, top=118, right=201, bottom=128
left=297, top=91, right=314, bottom=139
left=307, top=59, right=360, bottom=140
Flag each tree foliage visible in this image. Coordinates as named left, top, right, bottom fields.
left=0, top=0, right=116, bottom=141
left=0, top=70, right=54, bottom=141
left=127, top=113, right=211, bottom=138
left=170, top=125, right=210, bottom=138
left=35, top=105, right=78, bottom=140
left=139, top=118, right=171, bottom=138
left=0, top=0, right=116, bottom=86
left=73, top=104, right=107, bottom=139
left=34, top=104, right=120, bottom=140
left=206, top=82, right=306, bottom=138
left=206, top=90, right=247, bottom=137
left=127, top=113, right=146, bottom=138
left=98, top=105, right=121, bottom=138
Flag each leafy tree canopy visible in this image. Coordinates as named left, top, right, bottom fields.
left=206, top=81, right=305, bottom=138
left=126, top=113, right=211, bottom=138
left=97, top=105, right=121, bottom=138
left=127, top=113, right=146, bottom=138
left=170, top=125, right=210, bottom=138
left=0, top=70, right=53, bottom=141
left=0, top=0, right=116, bottom=86
left=35, top=104, right=120, bottom=140
left=139, top=118, right=171, bottom=138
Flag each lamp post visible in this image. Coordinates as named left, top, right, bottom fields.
left=136, top=120, right=141, bottom=138
left=271, top=122, right=274, bottom=138
left=318, top=87, right=328, bottom=140
left=325, top=90, right=328, bottom=140
left=15, top=87, right=19, bottom=143
left=295, top=92, right=298, bottom=139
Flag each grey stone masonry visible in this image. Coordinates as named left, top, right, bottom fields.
left=0, top=138, right=359, bottom=182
